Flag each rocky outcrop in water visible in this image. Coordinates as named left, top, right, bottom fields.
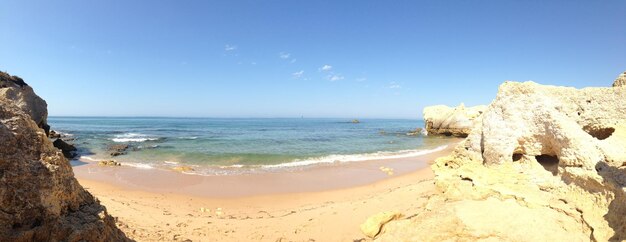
left=376, top=80, right=626, bottom=241
left=108, top=144, right=129, bottom=157
left=423, top=103, right=486, bottom=137
left=614, top=71, right=626, bottom=87
left=52, top=139, right=78, bottom=159
left=0, top=73, right=129, bottom=241
left=0, top=71, right=49, bottom=135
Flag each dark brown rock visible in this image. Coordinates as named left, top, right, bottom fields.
left=49, top=130, right=61, bottom=139
left=107, top=144, right=129, bottom=157
left=52, top=139, right=77, bottom=159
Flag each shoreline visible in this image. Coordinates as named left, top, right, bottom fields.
left=75, top=140, right=459, bottom=241
left=73, top=139, right=461, bottom=198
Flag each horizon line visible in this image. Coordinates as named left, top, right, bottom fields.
left=48, top=115, right=422, bottom=120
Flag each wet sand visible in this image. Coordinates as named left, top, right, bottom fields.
left=74, top=139, right=461, bottom=241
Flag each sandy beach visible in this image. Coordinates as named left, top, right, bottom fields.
left=74, top=140, right=459, bottom=241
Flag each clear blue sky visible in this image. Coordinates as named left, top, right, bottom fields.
left=1, top=1, right=625, bottom=119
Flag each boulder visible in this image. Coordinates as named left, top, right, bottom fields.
left=0, top=71, right=49, bottom=135
left=107, top=144, right=129, bottom=157
left=360, top=211, right=403, bottom=238
left=376, top=80, right=626, bottom=241
left=52, top=139, right=78, bottom=159
left=613, top=71, right=626, bottom=87
left=423, top=103, right=486, bottom=137
left=0, top=96, right=129, bottom=241
left=49, top=130, right=62, bottom=139
left=98, top=160, right=122, bottom=166
left=172, top=166, right=195, bottom=172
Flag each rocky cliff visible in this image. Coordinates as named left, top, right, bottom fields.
left=614, top=71, right=626, bottom=87
left=376, top=81, right=626, bottom=241
left=0, top=72, right=129, bottom=241
left=423, top=103, right=486, bottom=137
left=0, top=71, right=49, bottom=134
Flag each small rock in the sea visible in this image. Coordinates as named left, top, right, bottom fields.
left=52, top=138, right=78, bottom=159
left=108, top=144, right=129, bottom=157
left=49, top=130, right=61, bottom=138
left=406, top=127, right=424, bottom=136
left=172, top=166, right=194, bottom=172
left=352, top=119, right=360, bottom=124
left=98, top=160, right=121, bottom=166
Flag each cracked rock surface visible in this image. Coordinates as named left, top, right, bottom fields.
left=0, top=73, right=130, bottom=241
left=378, top=81, right=626, bottom=241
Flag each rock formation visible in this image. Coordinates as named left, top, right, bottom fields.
left=360, top=211, right=403, bottom=239
left=375, top=81, right=626, bottom=241
left=98, top=160, right=122, bottom=166
left=0, top=73, right=129, bottom=241
left=614, top=71, right=626, bottom=87
left=52, top=139, right=78, bottom=159
left=108, top=144, right=129, bottom=157
left=423, top=103, right=486, bottom=137
left=0, top=71, right=49, bottom=134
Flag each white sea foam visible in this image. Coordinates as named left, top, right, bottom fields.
left=163, top=160, right=179, bottom=165
left=111, top=133, right=159, bottom=142
left=80, top=156, right=99, bottom=162
left=178, top=136, right=198, bottom=140
left=56, top=131, right=73, bottom=137
left=112, top=137, right=159, bottom=142
left=122, top=162, right=154, bottom=169
left=262, top=145, right=448, bottom=168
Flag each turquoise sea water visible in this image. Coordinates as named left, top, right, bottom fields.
left=49, top=117, right=453, bottom=175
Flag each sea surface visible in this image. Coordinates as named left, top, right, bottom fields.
left=49, top=117, right=454, bottom=175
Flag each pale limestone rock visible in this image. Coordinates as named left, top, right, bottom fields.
left=172, top=165, right=195, bottom=172
left=423, top=103, right=486, bottom=137
left=0, top=71, right=48, bottom=132
left=360, top=211, right=403, bottom=239
left=98, top=160, right=122, bottom=166
left=613, top=71, right=626, bottom=87
left=0, top=73, right=130, bottom=241
left=376, top=80, right=626, bottom=241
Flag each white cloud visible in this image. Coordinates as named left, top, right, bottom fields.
left=225, top=44, right=237, bottom=51
left=292, top=70, right=304, bottom=79
left=356, top=77, right=366, bottom=82
left=327, top=74, right=344, bottom=81
left=290, top=58, right=297, bottom=63
left=388, top=81, right=401, bottom=89
left=319, top=65, right=332, bottom=71
left=279, top=52, right=291, bottom=59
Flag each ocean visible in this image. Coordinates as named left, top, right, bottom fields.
left=49, top=117, right=453, bottom=175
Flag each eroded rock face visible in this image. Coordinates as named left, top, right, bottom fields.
left=423, top=103, right=486, bottom=137
left=0, top=71, right=49, bottom=134
left=0, top=79, right=129, bottom=241
left=614, top=71, right=626, bottom=87
left=377, top=81, right=626, bottom=241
